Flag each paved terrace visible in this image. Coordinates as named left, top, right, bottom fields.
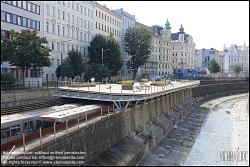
left=54, top=80, right=200, bottom=104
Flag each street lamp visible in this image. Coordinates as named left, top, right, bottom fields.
left=102, top=48, right=110, bottom=65
left=61, top=39, right=72, bottom=65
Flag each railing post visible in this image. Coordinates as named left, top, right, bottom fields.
left=23, top=133, right=25, bottom=152
left=99, top=84, right=100, bottom=93
left=110, top=85, right=112, bottom=94
left=54, top=122, right=56, bottom=142
left=108, top=106, right=110, bottom=115
left=66, top=120, right=68, bottom=136
left=85, top=115, right=88, bottom=125
left=101, top=108, right=103, bottom=119
left=78, top=115, right=80, bottom=128
left=39, top=127, right=42, bottom=149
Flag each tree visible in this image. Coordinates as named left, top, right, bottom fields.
left=124, top=27, right=152, bottom=80
left=1, top=30, right=50, bottom=83
left=208, top=59, right=220, bottom=73
left=55, top=49, right=86, bottom=80
left=85, top=63, right=111, bottom=82
left=88, top=34, right=123, bottom=77
left=233, top=64, right=243, bottom=77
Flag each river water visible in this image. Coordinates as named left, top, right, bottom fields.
left=140, top=94, right=249, bottom=166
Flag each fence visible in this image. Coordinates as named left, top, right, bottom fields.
left=1, top=81, right=59, bottom=91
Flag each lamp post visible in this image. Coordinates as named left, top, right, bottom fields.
left=101, top=48, right=110, bottom=65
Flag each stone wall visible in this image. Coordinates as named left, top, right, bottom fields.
left=6, top=81, right=249, bottom=166
left=1, top=89, right=56, bottom=108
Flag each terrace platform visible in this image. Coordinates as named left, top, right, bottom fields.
left=53, top=80, right=200, bottom=111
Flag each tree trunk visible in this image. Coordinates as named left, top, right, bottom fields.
left=132, top=70, right=137, bottom=80
left=22, top=68, right=25, bottom=85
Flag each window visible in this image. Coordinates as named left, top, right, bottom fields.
left=32, top=20, right=36, bottom=29
left=1, top=127, right=10, bottom=139
left=1, top=11, right=6, bottom=21
left=46, top=4, right=50, bottom=15
left=80, top=5, right=83, bottom=13
left=96, top=10, right=98, bottom=16
left=91, top=10, right=93, bottom=18
left=52, top=7, right=55, bottom=17
left=88, top=21, right=90, bottom=29
left=29, top=120, right=33, bottom=130
left=17, top=16, right=21, bottom=25
left=23, top=1, right=27, bottom=9
left=52, top=42, right=55, bottom=50
left=67, top=27, right=70, bottom=37
left=91, top=23, right=93, bottom=30
left=22, top=17, right=27, bottom=26
left=58, top=9, right=60, bottom=19
left=27, top=2, right=31, bottom=11
left=57, top=25, right=60, bottom=35
left=77, top=17, right=79, bottom=25
left=84, top=20, right=86, bottom=28
left=84, top=7, right=86, bottom=16
left=57, top=42, right=60, bottom=51
left=46, top=22, right=49, bottom=32
left=11, top=125, right=20, bottom=136
left=27, top=18, right=31, bottom=27
left=76, top=30, right=79, bottom=40
left=72, top=14, right=74, bottom=24
left=72, top=28, right=75, bottom=39
left=84, top=33, right=86, bottom=42
left=76, top=4, right=78, bottom=11
left=35, top=21, right=40, bottom=30
left=81, top=18, right=83, bottom=27
left=72, top=2, right=74, bottom=9
left=6, top=13, right=11, bottom=22
left=88, top=9, right=90, bottom=17
left=99, top=23, right=100, bottom=29
left=62, top=11, right=65, bottom=20
left=67, top=13, right=70, bottom=22
left=52, top=23, right=55, bottom=34
left=80, top=32, right=83, bottom=41
left=17, top=1, right=22, bottom=8
left=12, top=14, right=17, bottom=24
left=62, top=26, right=65, bottom=36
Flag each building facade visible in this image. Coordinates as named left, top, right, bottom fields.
left=216, top=50, right=225, bottom=72
left=112, top=8, right=136, bottom=79
left=94, top=2, right=121, bottom=43
left=170, top=25, right=196, bottom=70
left=223, top=44, right=249, bottom=77
left=42, top=1, right=95, bottom=81
left=197, top=48, right=217, bottom=68
left=1, top=1, right=43, bottom=84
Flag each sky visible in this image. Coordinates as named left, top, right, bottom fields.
left=98, top=1, right=249, bottom=51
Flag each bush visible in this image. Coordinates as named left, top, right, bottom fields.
left=140, top=79, right=149, bottom=83
left=151, top=80, right=170, bottom=86
left=1, top=72, right=16, bottom=82
left=122, top=80, right=134, bottom=86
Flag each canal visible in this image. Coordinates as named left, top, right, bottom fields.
left=140, top=93, right=249, bottom=166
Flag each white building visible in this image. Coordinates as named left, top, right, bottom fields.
left=224, top=43, right=249, bottom=77
left=113, top=8, right=136, bottom=79
left=170, top=25, right=196, bottom=70
left=1, top=1, right=43, bottom=85
left=94, top=2, right=121, bottom=43
left=42, top=1, right=95, bottom=81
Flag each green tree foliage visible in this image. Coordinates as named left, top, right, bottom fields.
left=1, top=30, right=50, bottom=82
left=88, top=34, right=122, bottom=77
left=1, top=72, right=16, bottom=82
left=233, top=64, right=243, bottom=77
left=55, top=49, right=86, bottom=79
left=124, top=27, right=152, bottom=80
left=85, top=63, right=111, bottom=82
left=208, top=59, right=220, bottom=73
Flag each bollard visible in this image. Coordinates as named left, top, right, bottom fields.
left=39, top=127, right=42, bottom=149
left=23, top=133, right=25, bottom=152
left=54, top=122, right=56, bottom=142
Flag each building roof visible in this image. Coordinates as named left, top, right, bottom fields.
left=171, top=32, right=190, bottom=42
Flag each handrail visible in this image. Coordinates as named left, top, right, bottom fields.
left=3, top=145, right=16, bottom=164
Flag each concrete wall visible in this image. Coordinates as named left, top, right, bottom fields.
left=7, top=81, right=249, bottom=165
left=1, top=89, right=56, bottom=108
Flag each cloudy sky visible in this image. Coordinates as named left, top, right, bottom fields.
left=98, top=1, right=249, bottom=50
